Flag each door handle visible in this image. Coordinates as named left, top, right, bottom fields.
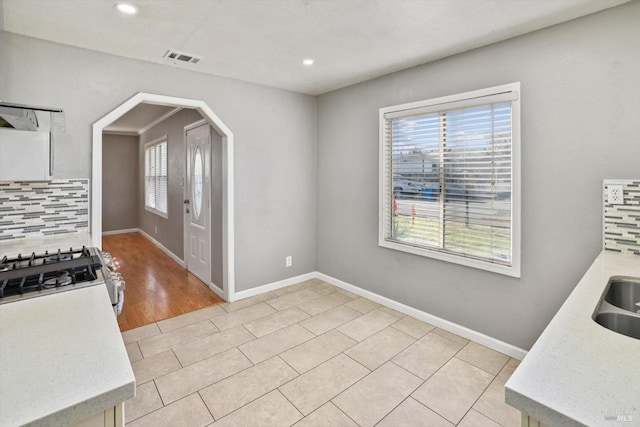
left=184, top=199, right=190, bottom=204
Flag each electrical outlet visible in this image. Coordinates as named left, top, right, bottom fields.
left=285, top=256, right=292, bottom=267
left=154, top=226, right=158, bottom=234
left=607, top=185, right=624, bottom=205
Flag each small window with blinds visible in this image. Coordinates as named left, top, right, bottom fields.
left=379, top=83, right=521, bottom=277
left=144, top=136, right=169, bottom=219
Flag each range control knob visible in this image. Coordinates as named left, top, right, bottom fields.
left=101, top=252, right=114, bottom=268
left=110, top=277, right=126, bottom=291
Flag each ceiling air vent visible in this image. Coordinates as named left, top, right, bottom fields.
left=163, top=49, right=202, bottom=65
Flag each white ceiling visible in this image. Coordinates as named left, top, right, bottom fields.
left=2, top=0, right=631, bottom=95
left=103, top=103, right=182, bottom=134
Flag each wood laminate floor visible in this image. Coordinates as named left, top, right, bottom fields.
left=103, top=232, right=223, bottom=332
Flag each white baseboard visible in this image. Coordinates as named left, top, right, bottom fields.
left=315, top=272, right=528, bottom=360
left=232, top=272, right=318, bottom=301
left=208, top=282, right=224, bottom=299
left=102, top=228, right=138, bottom=236
left=137, top=229, right=186, bottom=268
left=228, top=268, right=527, bottom=359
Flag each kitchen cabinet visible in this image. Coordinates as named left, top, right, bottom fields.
left=73, top=403, right=123, bottom=427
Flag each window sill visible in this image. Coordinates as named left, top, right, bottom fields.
left=378, top=238, right=520, bottom=278
left=145, top=206, right=168, bottom=219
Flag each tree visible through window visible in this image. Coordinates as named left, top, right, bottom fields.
left=145, top=137, right=168, bottom=217
left=379, top=83, right=521, bottom=277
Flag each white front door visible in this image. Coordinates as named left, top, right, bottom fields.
left=185, top=122, right=211, bottom=284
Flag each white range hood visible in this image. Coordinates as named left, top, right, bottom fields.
left=0, top=102, right=65, bottom=181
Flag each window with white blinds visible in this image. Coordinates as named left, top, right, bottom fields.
left=144, top=136, right=169, bottom=218
left=379, top=83, right=521, bottom=277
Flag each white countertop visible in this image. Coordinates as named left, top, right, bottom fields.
left=0, top=285, right=135, bottom=427
left=0, top=232, right=92, bottom=256
left=505, top=251, right=640, bottom=427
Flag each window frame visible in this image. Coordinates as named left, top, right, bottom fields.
left=378, top=83, right=521, bottom=278
left=144, top=135, right=169, bottom=219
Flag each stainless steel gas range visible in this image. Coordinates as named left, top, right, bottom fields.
left=0, top=246, right=125, bottom=315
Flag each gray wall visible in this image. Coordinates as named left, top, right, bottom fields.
left=0, top=31, right=317, bottom=292
left=139, top=109, right=203, bottom=259
left=102, top=134, right=138, bottom=232
left=316, top=2, right=640, bottom=350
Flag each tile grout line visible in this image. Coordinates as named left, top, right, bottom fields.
left=341, top=351, right=374, bottom=374
left=325, top=351, right=379, bottom=412
left=151, top=379, right=164, bottom=411
left=332, top=401, right=364, bottom=427
left=274, top=386, right=306, bottom=422
left=198, top=357, right=289, bottom=421
left=122, top=381, right=158, bottom=423
left=453, top=379, right=495, bottom=426
left=450, top=338, right=511, bottom=376
left=128, top=391, right=202, bottom=425
left=333, top=352, right=425, bottom=427
left=274, top=388, right=305, bottom=424
left=276, top=352, right=371, bottom=420
left=277, top=354, right=304, bottom=377
left=386, top=326, right=466, bottom=383
left=295, top=291, right=346, bottom=316
left=371, top=394, right=423, bottom=427
left=402, top=375, right=456, bottom=427
left=198, top=364, right=304, bottom=424
left=170, top=348, right=184, bottom=369
left=149, top=348, right=257, bottom=403
left=241, top=323, right=259, bottom=339
left=207, top=317, right=218, bottom=333
left=133, top=341, right=142, bottom=362
left=211, top=302, right=280, bottom=331
left=437, top=357, right=498, bottom=426
left=462, top=364, right=513, bottom=427
left=169, top=325, right=254, bottom=367
left=274, top=329, right=334, bottom=368
left=196, top=390, right=216, bottom=423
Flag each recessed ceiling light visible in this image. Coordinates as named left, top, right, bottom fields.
left=116, top=3, right=137, bottom=15
left=302, top=59, right=315, bottom=66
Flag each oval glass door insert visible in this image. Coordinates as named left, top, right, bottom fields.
left=193, top=146, right=203, bottom=219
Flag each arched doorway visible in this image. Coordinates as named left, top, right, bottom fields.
left=92, top=93, right=235, bottom=302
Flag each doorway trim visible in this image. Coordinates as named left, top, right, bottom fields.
left=92, top=92, right=235, bottom=302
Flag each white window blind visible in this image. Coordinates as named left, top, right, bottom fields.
left=379, top=83, right=520, bottom=277
left=145, top=137, right=168, bottom=218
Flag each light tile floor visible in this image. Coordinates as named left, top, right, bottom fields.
left=122, top=279, right=521, bottom=427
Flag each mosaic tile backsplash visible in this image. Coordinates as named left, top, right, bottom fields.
left=603, top=179, right=640, bottom=256
left=0, top=180, right=89, bottom=241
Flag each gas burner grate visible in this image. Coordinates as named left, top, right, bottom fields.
left=0, top=247, right=92, bottom=271
left=0, top=247, right=102, bottom=300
